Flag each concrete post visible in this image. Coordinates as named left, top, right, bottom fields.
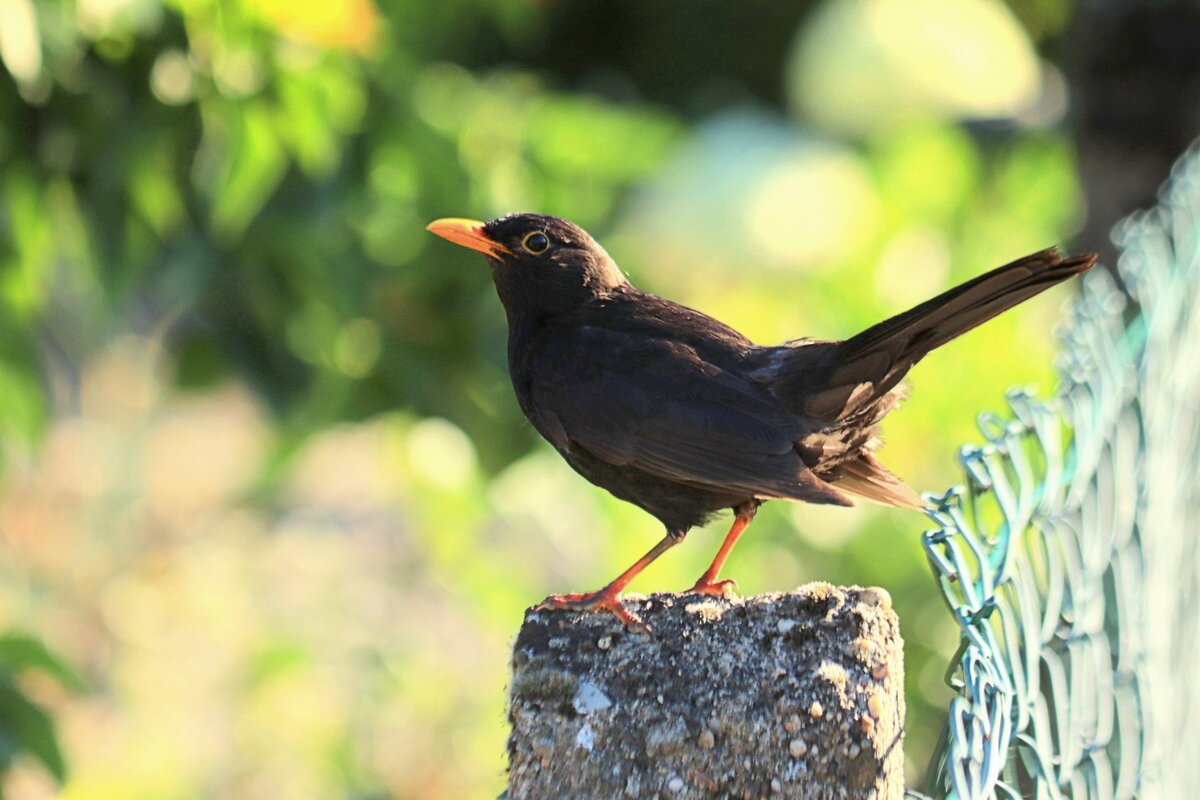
left=506, top=583, right=905, bottom=799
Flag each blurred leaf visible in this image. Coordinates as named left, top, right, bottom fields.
left=0, top=678, right=66, bottom=782
left=129, top=146, right=187, bottom=237
left=0, top=635, right=87, bottom=693
left=246, top=640, right=312, bottom=687
left=0, top=359, right=45, bottom=447
left=250, top=0, right=382, bottom=54
left=276, top=61, right=367, bottom=177
left=528, top=97, right=680, bottom=180
left=1, top=170, right=51, bottom=319
left=197, top=100, right=288, bottom=239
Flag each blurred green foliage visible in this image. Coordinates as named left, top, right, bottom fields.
left=0, top=0, right=1087, bottom=796
left=0, top=634, right=83, bottom=791
left=0, top=0, right=680, bottom=468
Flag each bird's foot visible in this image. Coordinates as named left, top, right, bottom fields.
left=535, top=589, right=650, bottom=633
left=687, top=577, right=739, bottom=598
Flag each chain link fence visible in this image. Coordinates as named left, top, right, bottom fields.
left=918, top=146, right=1200, bottom=799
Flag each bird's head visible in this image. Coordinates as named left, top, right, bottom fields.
left=426, top=213, right=629, bottom=320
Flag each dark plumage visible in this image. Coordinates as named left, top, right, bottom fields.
left=427, top=213, right=1096, bottom=629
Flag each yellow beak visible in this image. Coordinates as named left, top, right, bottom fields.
left=425, top=218, right=513, bottom=259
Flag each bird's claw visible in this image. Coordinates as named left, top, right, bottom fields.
left=535, top=590, right=650, bottom=633
left=687, top=577, right=739, bottom=597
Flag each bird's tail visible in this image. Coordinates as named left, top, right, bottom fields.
left=779, top=247, right=1093, bottom=509
left=831, top=453, right=925, bottom=510
left=834, top=247, right=1097, bottom=401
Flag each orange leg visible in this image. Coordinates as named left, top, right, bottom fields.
left=536, top=530, right=685, bottom=632
left=688, top=502, right=760, bottom=597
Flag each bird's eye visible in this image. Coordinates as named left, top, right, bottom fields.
left=522, top=232, right=550, bottom=254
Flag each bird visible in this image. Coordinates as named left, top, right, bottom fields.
left=426, top=213, right=1096, bottom=630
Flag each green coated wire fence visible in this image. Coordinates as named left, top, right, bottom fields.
left=918, top=146, right=1200, bottom=799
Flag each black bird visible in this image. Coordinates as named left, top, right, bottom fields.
left=427, top=213, right=1095, bottom=629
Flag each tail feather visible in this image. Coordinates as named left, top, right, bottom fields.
left=772, top=246, right=1095, bottom=489
left=805, top=248, right=1096, bottom=419
left=829, top=454, right=925, bottom=510
left=839, top=247, right=1096, bottom=369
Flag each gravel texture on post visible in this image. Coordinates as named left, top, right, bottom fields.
left=506, top=583, right=904, bottom=799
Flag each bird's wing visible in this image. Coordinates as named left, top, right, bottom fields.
left=527, top=325, right=851, bottom=505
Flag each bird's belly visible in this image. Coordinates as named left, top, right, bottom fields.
left=562, top=447, right=749, bottom=533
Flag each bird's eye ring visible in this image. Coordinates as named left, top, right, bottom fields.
left=522, top=232, right=550, bottom=254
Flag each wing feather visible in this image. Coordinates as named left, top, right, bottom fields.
left=528, top=326, right=851, bottom=505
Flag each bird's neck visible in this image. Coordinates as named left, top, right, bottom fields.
left=499, top=296, right=575, bottom=383
left=500, top=281, right=625, bottom=420
left=492, top=268, right=628, bottom=326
